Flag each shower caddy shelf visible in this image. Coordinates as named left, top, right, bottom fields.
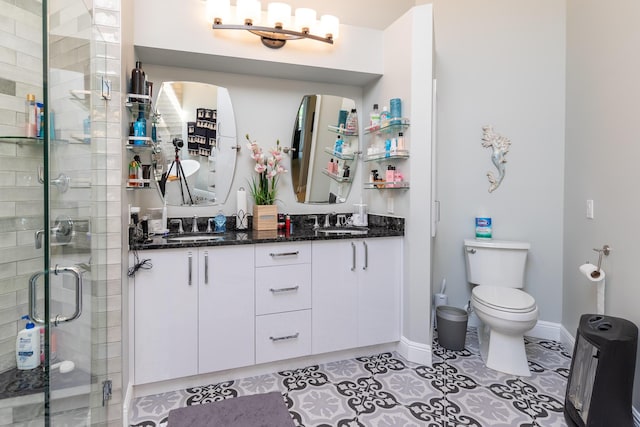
left=125, top=95, right=158, bottom=190
left=363, top=118, right=410, bottom=191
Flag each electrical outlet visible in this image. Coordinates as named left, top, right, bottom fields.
left=586, top=200, right=594, bottom=219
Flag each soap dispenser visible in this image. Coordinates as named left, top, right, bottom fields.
left=16, top=315, right=40, bottom=370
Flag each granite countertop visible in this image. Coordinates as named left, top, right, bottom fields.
left=130, top=214, right=404, bottom=251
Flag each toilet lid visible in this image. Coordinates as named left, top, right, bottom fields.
left=472, top=286, right=536, bottom=312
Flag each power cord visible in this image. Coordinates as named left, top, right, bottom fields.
left=128, top=249, right=152, bottom=277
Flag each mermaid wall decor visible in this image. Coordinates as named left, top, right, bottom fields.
left=481, top=125, right=511, bottom=193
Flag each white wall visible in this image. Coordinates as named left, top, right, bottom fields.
left=431, top=0, right=566, bottom=325
left=564, top=0, right=640, bottom=409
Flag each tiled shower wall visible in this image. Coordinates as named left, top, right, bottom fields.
left=0, top=0, right=124, bottom=425
left=0, top=0, right=45, bottom=375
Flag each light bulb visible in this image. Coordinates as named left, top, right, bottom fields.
left=267, top=2, right=291, bottom=29
left=237, top=0, right=262, bottom=25
left=294, top=8, right=316, bottom=33
left=207, top=0, right=230, bottom=24
left=320, top=14, right=339, bottom=40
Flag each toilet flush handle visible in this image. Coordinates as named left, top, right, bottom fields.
left=466, top=248, right=476, bottom=254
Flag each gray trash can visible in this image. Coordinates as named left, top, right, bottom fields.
left=436, top=306, right=468, bottom=351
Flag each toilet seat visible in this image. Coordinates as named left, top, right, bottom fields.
left=472, top=285, right=536, bottom=313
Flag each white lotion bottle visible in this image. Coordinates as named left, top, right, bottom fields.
left=161, top=199, right=168, bottom=233
left=16, top=315, right=40, bottom=370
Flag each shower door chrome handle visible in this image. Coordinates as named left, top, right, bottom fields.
left=29, top=265, right=83, bottom=325
left=29, top=271, right=46, bottom=324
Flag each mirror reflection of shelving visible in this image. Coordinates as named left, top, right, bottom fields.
left=321, top=168, right=353, bottom=183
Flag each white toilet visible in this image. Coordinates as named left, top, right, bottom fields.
left=464, top=238, right=538, bottom=377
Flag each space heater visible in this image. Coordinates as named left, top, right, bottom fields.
left=564, top=314, right=638, bottom=427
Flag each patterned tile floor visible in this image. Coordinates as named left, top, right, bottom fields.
left=130, top=328, right=572, bottom=426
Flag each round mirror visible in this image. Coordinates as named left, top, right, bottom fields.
left=291, top=94, right=359, bottom=204
left=153, top=81, right=237, bottom=206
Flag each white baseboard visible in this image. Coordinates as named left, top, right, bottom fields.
left=527, top=320, right=561, bottom=341
left=397, top=336, right=432, bottom=366
left=559, top=324, right=575, bottom=352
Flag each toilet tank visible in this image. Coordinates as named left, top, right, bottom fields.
left=464, top=239, right=530, bottom=288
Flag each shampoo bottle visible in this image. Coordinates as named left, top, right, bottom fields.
left=25, top=94, right=37, bottom=138
left=130, top=61, right=146, bottom=100
left=16, top=315, right=40, bottom=370
left=369, top=104, right=380, bottom=130
left=380, top=106, right=391, bottom=127
left=345, top=108, right=358, bottom=134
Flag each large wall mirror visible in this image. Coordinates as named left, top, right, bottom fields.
left=291, top=94, right=359, bottom=204
left=153, top=81, right=237, bottom=206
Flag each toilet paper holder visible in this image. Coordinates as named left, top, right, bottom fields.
left=591, top=244, right=611, bottom=275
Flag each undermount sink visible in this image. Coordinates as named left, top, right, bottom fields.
left=164, top=234, right=225, bottom=243
left=318, top=227, right=369, bottom=236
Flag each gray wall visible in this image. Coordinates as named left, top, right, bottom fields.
left=431, top=0, right=566, bottom=325
left=564, top=0, right=640, bottom=409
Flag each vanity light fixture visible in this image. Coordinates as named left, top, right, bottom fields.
left=207, top=0, right=339, bottom=49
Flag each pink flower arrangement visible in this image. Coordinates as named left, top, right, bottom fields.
left=246, top=134, right=287, bottom=205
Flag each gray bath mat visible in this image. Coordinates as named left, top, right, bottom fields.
left=167, top=391, right=295, bottom=427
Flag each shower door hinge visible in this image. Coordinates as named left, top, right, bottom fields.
left=102, top=379, right=112, bottom=406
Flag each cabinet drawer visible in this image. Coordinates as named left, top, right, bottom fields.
left=255, top=310, right=311, bottom=364
left=256, top=264, right=311, bottom=315
left=255, top=242, right=311, bottom=267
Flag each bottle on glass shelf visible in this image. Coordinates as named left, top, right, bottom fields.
left=345, top=108, right=358, bottom=134
left=25, top=94, right=37, bottom=138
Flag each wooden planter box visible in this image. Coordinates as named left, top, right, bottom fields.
left=253, top=205, right=278, bottom=231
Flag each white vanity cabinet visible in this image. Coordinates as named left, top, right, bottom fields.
left=133, top=248, right=198, bottom=384
left=254, top=242, right=312, bottom=364
left=133, top=245, right=254, bottom=384
left=312, top=237, right=401, bottom=354
left=198, top=246, right=255, bottom=374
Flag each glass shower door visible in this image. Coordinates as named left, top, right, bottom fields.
left=40, top=0, right=110, bottom=424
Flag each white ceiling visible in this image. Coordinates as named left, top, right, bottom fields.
left=235, top=0, right=421, bottom=30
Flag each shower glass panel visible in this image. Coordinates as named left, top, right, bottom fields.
left=0, top=0, right=111, bottom=425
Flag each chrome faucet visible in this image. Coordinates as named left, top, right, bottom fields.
left=323, top=212, right=336, bottom=228
left=308, top=215, right=319, bottom=229
left=191, top=215, right=199, bottom=233
left=206, top=217, right=215, bottom=233
left=170, top=218, right=184, bottom=234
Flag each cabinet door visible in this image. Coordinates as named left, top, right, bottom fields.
left=134, top=248, right=198, bottom=384
left=198, top=245, right=255, bottom=373
left=358, top=237, right=402, bottom=347
left=311, top=240, right=358, bottom=354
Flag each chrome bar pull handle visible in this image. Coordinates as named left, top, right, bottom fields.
left=29, top=271, right=46, bottom=324
left=188, top=252, right=193, bottom=286
left=269, top=332, right=299, bottom=342
left=29, top=267, right=83, bottom=326
left=204, top=251, right=209, bottom=285
left=52, top=265, right=83, bottom=325
left=269, top=251, right=299, bottom=257
left=269, top=285, right=299, bottom=293
left=351, top=242, right=356, bottom=271
left=362, top=241, right=368, bottom=270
